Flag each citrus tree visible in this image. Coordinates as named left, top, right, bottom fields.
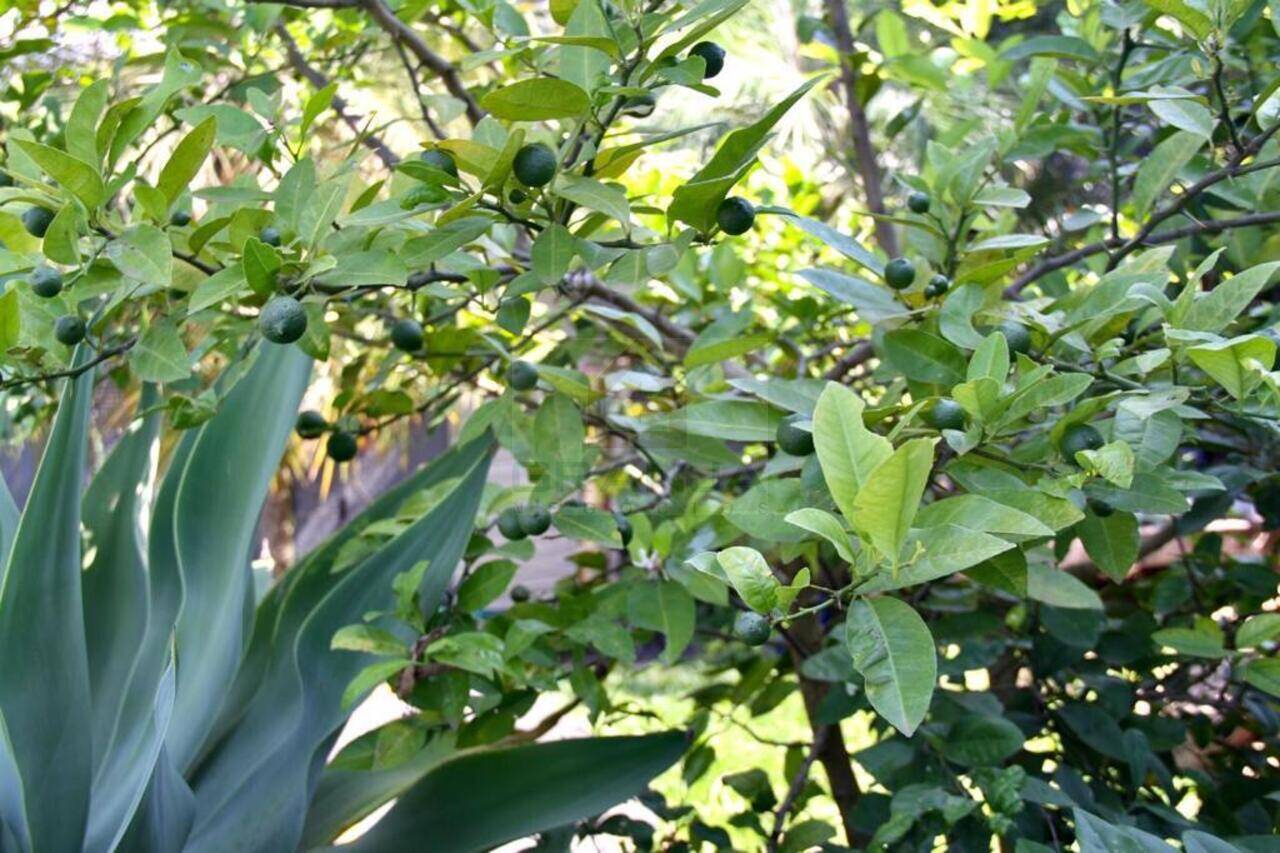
left=1, top=0, right=1279, bottom=849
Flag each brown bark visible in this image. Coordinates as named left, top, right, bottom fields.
left=823, top=0, right=898, bottom=258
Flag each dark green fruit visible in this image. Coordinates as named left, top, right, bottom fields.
left=259, top=225, right=282, bottom=247
left=907, top=191, right=931, bottom=214
left=259, top=295, right=308, bottom=344
left=419, top=148, right=458, bottom=177
left=883, top=257, right=916, bottom=290
left=621, top=92, right=656, bottom=117
left=776, top=414, right=814, bottom=456
left=924, top=274, right=949, bottom=298
left=509, top=584, right=531, bottom=602
left=614, top=511, right=633, bottom=547
left=997, top=320, right=1032, bottom=355
left=927, top=398, right=966, bottom=431
left=513, top=143, right=556, bottom=188
left=1005, top=603, right=1028, bottom=632
left=1087, top=498, right=1114, bottom=517
left=30, top=266, right=63, bottom=298
left=327, top=430, right=358, bottom=462
left=296, top=410, right=328, bottom=439
left=509, top=359, right=538, bottom=391
left=689, top=41, right=725, bottom=78
left=54, top=315, right=85, bottom=346
left=518, top=503, right=552, bottom=536
left=733, top=611, right=771, bottom=646
left=509, top=188, right=528, bottom=205
left=716, top=197, right=755, bottom=235
left=170, top=210, right=192, bottom=226
left=1059, top=423, right=1104, bottom=462
left=497, top=507, right=526, bottom=540
left=390, top=317, right=424, bottom=352
left=22, top=206, right=55, bottom=238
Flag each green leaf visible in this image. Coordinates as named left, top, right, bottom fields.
left=812, top=383, right=892, bottom=525
left=1180, top=261, right=1280, bottom=332
left=1077, top=510, right=1139, bottom=582
left=299, top=83, right=337, bottom=143
left=1142, top=0, right=1213, bottom=37
left=556, top=174, right=630, bottom=224
left=1188, top=334, right=1276, bottom=399
left=883, top=329, right=966, bottom=385
left=785, top=215, right=884, bottom=276
left=66, top=79, right=110, bottom=166
left=157, top=116, right=216, bottom=205
left=456, top=561, right=518, bottom=612
left=649, top=400, right=779, bottom=442
left=1242, top=658, right=1280, bottom=697
left=331, top=625, right=408, bottom=657
left=553, top=504, right=621, bottom=546
left=716, top=546, right=780, bottom=613
left=1237, top=613, right=1280, bottom=649
left=1026, top=564, right=1102, bottom=610
left=1132, top=131, right=1203, bottom=219
left=106, top=224, right=173, bottom=287
left=343, top=733, right=687, bottom=852
left=796, top=268, right=905, bottom=323
left=532, top=223, right=574, bottom=285
left=943, top=715, right=1025, bottom=766
left=852, top=438, right=937, bottom=565
left=480, top=78, right=591, bottom=120
left=1077, top=440, right=1136, bottom=488
left=784, top=508, right=856, bottom=563
left=1152, top=617, right=1225, bottom=657
left=627, top=581, right=696, bottom=663
left=242, top=236, right=282, bottom=297
left=130, top=321, right=190, bottom=383
left=1149, top=94, right=1215, bottom=139
left=14, top=139, right=105, bottom=208
left=341, top=660, right=412, bottom=710
left=844, top=597, right=937, bottom=736
left=668, top=77, right=822, bottom=232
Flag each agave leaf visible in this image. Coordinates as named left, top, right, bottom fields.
left=117, top=741, right=195, bottom=853
left=82, top=390, right=163, bottom=852
left=301, top=728, right=459, bottom=846
left=342, top=733, right=688, bottom=852
left=166, top=345, right=312, bottom=771
left=184, top=434, right=493, bottom=852
left=0, top=348, right=96, bottom=851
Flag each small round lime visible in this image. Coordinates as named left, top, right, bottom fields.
left=907, top=191, right=931, bottom=214
left=1060, top=423, right=1104, bottom=462
left=497, top=507, right=526, bottom=540
left=327, top=431, right=359, bottom=462
left=509, top=360, right=538, bottom=391
left=259, top=296, right=308, bottom=344
left=513, top=143, right=557, bottom=188
left=509, top=584, right=531, bottom=602
left=883, top=257, right=916, bottom=290
left=776, top=414, right=814, bottom=456
left=733, top=611, right=771, bottom=646
left=259, top=225, right=282, bottom=247
left=296, top=410, right=329, bottom=439
left=419, top=148, right=458, bottom=177
left=716, top=197, right=755, bottom=236
left=22, top=207, right=54, bottom=238
left=170, top=210, right=192, bottom=227
left=54, top=315, right=85, bottom=346
left=927, top=398, right=966, bottom=431
left=924, top=274, right=949, bottom=298
left=998, top=320, right=1032, bottom=355
left=30, top=266, right=63, bottom=298
left=689, top=41, right=725, bottom=78
left=390, top=318, right=424, bottom=352
left=518, top=504, right=552, bottom=536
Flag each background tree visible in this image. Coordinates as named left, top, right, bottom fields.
left=0, top=0, right=1279, bottom=849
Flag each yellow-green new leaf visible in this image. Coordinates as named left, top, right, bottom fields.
left=845, top=597, right=936, bottom=736
left=14, top=139, right=105, bottom=209
left=813, top=383, right=891, bottom=526
left=852, top=438, right=937, bottom=566
left=157, top=116, right=216, bottom=205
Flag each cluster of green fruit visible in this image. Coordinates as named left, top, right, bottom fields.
left=295, top=409, right=359, bottom=463
left=495, top=504, right=552, bottom=541
left=14, top=263, right=85, bottom=347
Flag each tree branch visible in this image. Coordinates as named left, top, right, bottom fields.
left=0, top=338, right=137, bottom=391
left=274, top=23, right=400, bottom=168
left=822, top=0, right=898, bottom=257
left=359, top=0, right=484, bottom=126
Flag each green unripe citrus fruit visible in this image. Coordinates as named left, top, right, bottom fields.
left=518, top=503, right=552, bottom=536
left=907, top=191, right=931, bottom=214
left=689, top=41, right=725, bottom=78
left=170, top=210, right=192, bottom=226
left=296, top=410, right=328, bottom=439
left=54, top=315, right=85, bottom=346
left=259, top=225, right=282, bottom=247
left=998, top=320, right=1032, bottom=355
left=927, top=398, right=966, bottom=431
left=509, top=188, right=528, bottom=205
left=509, top=359, right=538, bottom=391
left=259, top=296, right=308, bottom=344
left=883, top=257, right=916, bottom=290
left=1059, top=423, right=1104, bottom=461
left=716, top=197, right=755, bottom=235
left=513, top=143, right=556, bottom=187
left=30, top=266, right=63, bottom=298
left=1087, top=498, right=1114, bottom=517
left=733, top=611, right=771, bottom=646
left=776, top=414, right=814, bottom=456
left=327, top=430, right=358, bottom=462
left=510, top=584, right=531, bottom=602
left=497, top=507, right=526, bottom=540
left=390, top=317, right=424, bottom=352
left=419, top=148, right=458, bottom=177
left=22, top=206, right=54, bottom=238
left=1005, top=603, right=1028, bottom=631
left=614, top=511, right=633, bottom=547
left=924, top=274, right=949, bottom=298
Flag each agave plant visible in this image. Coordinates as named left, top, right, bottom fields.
left=0, top=346, right=682, bottom=852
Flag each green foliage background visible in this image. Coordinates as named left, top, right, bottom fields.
left=1, top=0, right=1280, bottom=848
